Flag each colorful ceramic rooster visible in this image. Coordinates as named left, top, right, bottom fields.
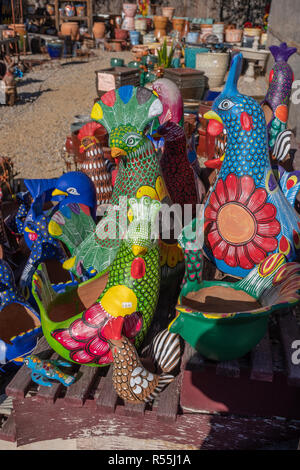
left=76, top=122, right=114, bottom=207
left=152, top=121, right=199, bottom=214
left=261, top=42, right=297, bottom=155
left=203, top=52, right=300, bottom=278
left=104, top=323, right=181, bottom=403
left=49, top=86, right=183, bottom=279
left=151, top=78, right=184, bottom=127
left=33, top=197, right=162, bottom=366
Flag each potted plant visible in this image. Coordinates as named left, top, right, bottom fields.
left=156, top=38, right=175, bottom=76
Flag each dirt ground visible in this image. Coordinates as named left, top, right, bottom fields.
left=0, top=49, right=134, bottom=180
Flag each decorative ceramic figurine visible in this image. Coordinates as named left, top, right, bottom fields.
left=76, top=122, right=114, bottom=207
left=49, top=86, right=182, bottom=279
left=151, top=78, right=184, bottom=127
left=203, top=53, right=300, bottom=278
left=105, top=324, right=181, bottom=403
left=0, top=259, right=41, bottom=370
left=24, top=354, right=76, bottom=387
left=261, top=42, right=297, bottom=155
left=168, top=218, right=300, bottom=361
left=34, top=197, right=162, bottom=366
left=152, top=121, right=199, bottom=215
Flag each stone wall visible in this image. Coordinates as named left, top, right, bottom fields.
left=266, top=0, right=300, bottom=137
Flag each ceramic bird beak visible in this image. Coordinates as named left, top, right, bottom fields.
left=110, top=147, right=127, bottom=159
left=204, top=110, right=223, bottom=125
left=52, top=188, right=68, bottom=197
left=132, top=245, right=148, bottom=257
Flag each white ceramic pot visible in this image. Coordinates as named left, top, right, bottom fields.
left=196, top=52, right=229, bottom=88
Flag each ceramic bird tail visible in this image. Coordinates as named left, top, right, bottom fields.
left=103, top=317, right=181, bottom=403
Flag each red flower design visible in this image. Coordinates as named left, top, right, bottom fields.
left=51, top=302, right=142, bottom=366
left=204, top=173, right=281, bottom=270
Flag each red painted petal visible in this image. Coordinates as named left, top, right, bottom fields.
left=204, top=205, right=218, bottom=221
left=246, top=188, right=267, bottom=213
left=123, top=311, right=143, bottom=339
left=86, top=334, right=110, bottom=356
left=224, top=244, right=238, bottom=267
left=255, top=203, right=277, bottom=222
left=98, top=350, right=113, bottom=365
left=240, top=111, right=253, bottom=131
left=238, top=175, right=255, bottom=204
left=257, top=219, right=281, bottom=237
left=252, top=234, right=278, bottom=252
left=215, top=179, right=228, bottom=205
left=51, top=329, right=84, bottom=350
left=69, top=318, right=97, bottom=342
left=212, top=239, right=228, bottom=260
left=225, top=173, right=239, bottom=201
left=70, top=349, right=97, bottom=364
left=79, top=204, right=91, bottom=216
left=83, top=302, right=109, bottom=327
left=209, top=191, right=221, bottom=211
left=247, top=241, right=267, bottom=264
left=207, top=229, right=222, bottom=249
left=236, top=245, right=254, bottom=270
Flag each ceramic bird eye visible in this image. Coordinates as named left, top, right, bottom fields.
left=67, top=187, right=80, bottom=195
left=125, top=134, right=143, bottom=147
left=218, top=99, right=235, bottom=111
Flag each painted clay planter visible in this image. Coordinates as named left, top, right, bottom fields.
left=123, top=2, right=138, bottom=17
left=162, top=7, right=175, bottom=21
left=168, top=220, right=300, bottom=361
left=129, top=30, right=140, bottom=45
left=61, top=21, right=79, bottom=40
left=135, top=17, right=147, bottom=34
left=114, top=28, right=128, bottom=40
left=76, top=4, right=86, bottom=17
left=93, top=21, right=106, bottom=39
left=225, top=28, right=242, bottom=43
left=154, top=15, right=168, bottom=30
left=172, top=18, right=185, bottom=35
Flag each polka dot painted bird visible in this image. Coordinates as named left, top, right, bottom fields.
left=203, top=52, right=300, bottom=278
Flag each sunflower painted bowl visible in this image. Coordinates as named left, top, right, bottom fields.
left=168, top=220, right=300, bottom=361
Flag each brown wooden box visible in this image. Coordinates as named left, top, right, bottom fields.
left=95, top=67, right=140, bottom=97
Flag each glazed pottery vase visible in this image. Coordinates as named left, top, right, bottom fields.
left=76, top=4, right=86, bottom=17
left=123, top=2, right=138, bottom=17
left=110, top=57, right=125, bottom=67
left=186, top=31, right=199, bottom=44
left=61, top=21, right=79, bottom=40
left=195, top=52, right=229, bottom=88
left=212, top=22, right=224, bottom=43
left=129, top=30, right=140, bottom=45
left=162, top=6, right=175, bottom=21
left=93, top=21, right=106, bottom=39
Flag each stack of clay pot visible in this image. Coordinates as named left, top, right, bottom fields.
left=122, top=2, right=138, bottom=31
left=153, top=15, right=168, bottom=40
left=162, top=6, right=175, bottom=21
left=61, top=22, right=79, bottom=40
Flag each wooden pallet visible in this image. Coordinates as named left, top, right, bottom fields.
left=1, top=308, right=299, bottom=449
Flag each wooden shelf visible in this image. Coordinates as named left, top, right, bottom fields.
left=54, top=0, right=93, bottom=35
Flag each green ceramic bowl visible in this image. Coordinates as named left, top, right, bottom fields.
left=110, top=57, right=124, bottom=67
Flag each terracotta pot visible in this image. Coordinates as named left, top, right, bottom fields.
left=61, top=21, right=79, bottom=40
left=93, top=21, right=106, bottom=39
left=114, top=28, right=128, bottom=40
left=162, top=7, right=175, bottom=21
left=172, top=18, right=185, bottom=33
left=135, top=17, right=147, bottom=33
left=225, top=28, right=242, bottom=43
left=154, top=15, right=168, bottom=30
left=123, top=2, right=138, bottom=17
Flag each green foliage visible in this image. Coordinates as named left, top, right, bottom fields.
left=157, top=39, right=175, bottom=68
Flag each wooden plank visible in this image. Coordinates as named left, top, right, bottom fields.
left=156, top=374, right=180, bottom=423
left=124, top=401, right=146, bottom=417
left=95, top=366, right=118, bottom=413
left=216, top=360, right=240, bottom=378
left=0, top=413, right=16, bottom=442
left=278, top=310, right=300, bottom=387
left=64, top=365, right=99, bottom=406
left=35, top=353, right=63, bottom=403
left=5, top=336, right=52, bottom=400
left=250, top=330, right=273, bottom=382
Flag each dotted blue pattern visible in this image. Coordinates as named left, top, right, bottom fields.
left=212, top=92, right=269, bottom=186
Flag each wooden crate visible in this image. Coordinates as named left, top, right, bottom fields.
left=1, top=308, right=300, bottom=449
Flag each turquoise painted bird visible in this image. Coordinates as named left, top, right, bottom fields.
left=203, top=52, right=300, bottom=278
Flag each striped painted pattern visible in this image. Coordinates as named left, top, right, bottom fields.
left=148, top=329, right=181, bottom=374
left=273, top=129, right=292, bottom=161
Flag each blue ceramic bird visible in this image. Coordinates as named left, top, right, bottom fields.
left=0, top=260, right=41, bottom=371
left=51, top=171, right=97, bottom=220
left=203, top=52, right=300, bottom=278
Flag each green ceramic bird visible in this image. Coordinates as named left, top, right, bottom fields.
left=33, top=197, right=162, bottom=366
left=48, top=86, right=183, bottom=280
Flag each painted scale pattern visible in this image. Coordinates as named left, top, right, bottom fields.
left=204, top=53, right=300, bottom=278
